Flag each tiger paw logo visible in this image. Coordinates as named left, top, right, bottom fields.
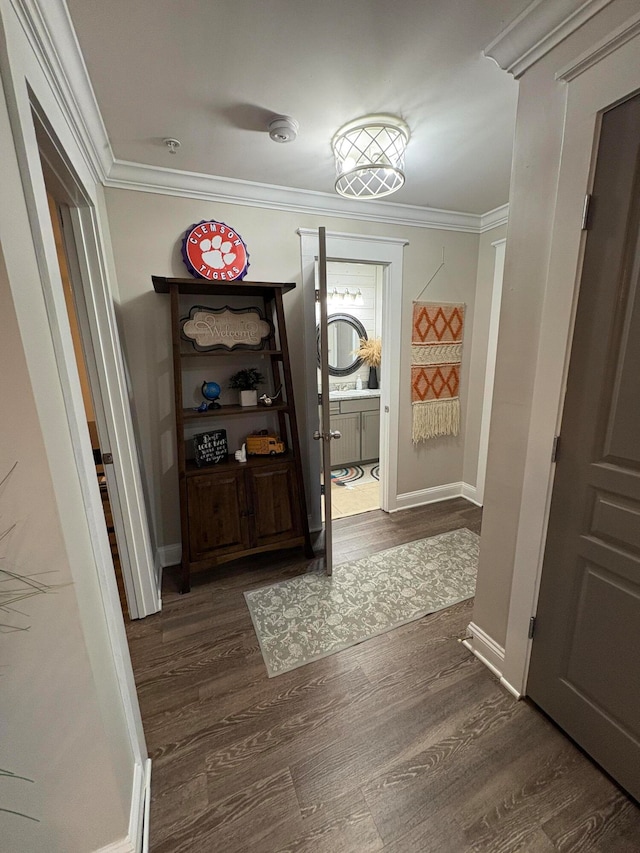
left=182, top=221, right=249, bottom=281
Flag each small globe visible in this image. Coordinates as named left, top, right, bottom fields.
left=201, top=381, right=221, bottom=403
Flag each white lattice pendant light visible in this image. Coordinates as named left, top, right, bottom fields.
left=332, top=114, right=410, bottom=199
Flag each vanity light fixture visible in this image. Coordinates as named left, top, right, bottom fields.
left=328, top=286, right=364, bottom=306
left=332, top=114, right=410, bottom=199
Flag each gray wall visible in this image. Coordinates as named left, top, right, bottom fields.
left=104, top=188, right=493, bottom=551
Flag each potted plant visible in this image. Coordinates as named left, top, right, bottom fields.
left=228, top=367, right=265, bottom=407
left=357, top=337, right=382, bottom=389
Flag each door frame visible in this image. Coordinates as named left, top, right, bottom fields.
left=475, top=238, right=505, bottom=506
left=501, top=30, right=640, bottom=696
left=298, top=229, right=408, bottom=531
left=33, top=103, right=159, bottom=620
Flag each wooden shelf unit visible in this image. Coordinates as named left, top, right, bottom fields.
left=153, top=276, right=313, bottom=592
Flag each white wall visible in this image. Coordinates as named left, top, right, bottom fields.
left=0, top=1, right=147, bottom=848
left=0, top=246, right=128, bottom=851
left=103, top=188, right=493, bottom=552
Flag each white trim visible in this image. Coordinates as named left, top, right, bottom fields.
left=127, top=760, right=146, bottom=852
left=10, top=0, right=112, bottom=181
left=463, top=620, right=521, bottom=699
left=107, top=160, right=487, bottom=233
left=463, top=621, right=505, bottom=677
left=484, top=0, right=614, bottom=78
left=93, top=839, right=135, bottom=853
left=479, top=204, right=509, bottom=232
left=475, top=239, right=506, bottom=506
left=393, top=481, right=478, bottom=511
left=556, top=11, right=640, bottom=81
left=299, top=230, right=406, bottom=530
left=460, top=482, right=482, bottom=506
left=68, top=205, right=159, bottom=618
left=142, top=758, right=152, bottom=853
left=501, top=28, right=640, bottom=697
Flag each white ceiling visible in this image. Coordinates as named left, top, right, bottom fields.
left=66, top=0, right=532, bottom=215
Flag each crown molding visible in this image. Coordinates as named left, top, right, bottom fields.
left=10, top=0, right=113, bottom=182
left=556, top=10, right=640, bottom=81
left=479, top=203, right=509, bottom=232
left=15, top=0, right=509, bottom=235
left=484, top=0, right=614, bottom=79
left=105, top=159, right=491, bottom=233
left=297, top=228, right=409, bottom=246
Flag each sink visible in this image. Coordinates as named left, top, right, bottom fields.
left=328, top=389, right=381, bottom=401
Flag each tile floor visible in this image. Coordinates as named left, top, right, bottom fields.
left=330, top=462, right=380, bottom=519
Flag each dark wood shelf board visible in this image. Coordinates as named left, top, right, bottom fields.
left=153, top=276, right=295, bottom=296
left=180, top=349, right=283, bottom=359
left=183, top=403, right=289, bottom=420
left=185, top=451, right=295, bottom=476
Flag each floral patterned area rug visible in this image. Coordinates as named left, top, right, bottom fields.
left=244, top=527, right=479, bottom=677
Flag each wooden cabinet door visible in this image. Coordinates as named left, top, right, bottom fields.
left=361, top=410, right=380, bottom=461
left=329, top=412, right=360, bottom=466
left=247, top=462, right=302, bottom=548
left=187, top=469, right=249, bottom=562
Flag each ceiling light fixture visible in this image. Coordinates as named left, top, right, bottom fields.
left=332, top=115, right=410, bottom=199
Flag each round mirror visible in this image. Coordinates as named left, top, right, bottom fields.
left=317, top=313, right=367, bottom=376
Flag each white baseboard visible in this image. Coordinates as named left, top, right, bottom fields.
left=95, top=758, right=151, bottom=853
left=461, top=482, right=482, bottom=506
left=142, top=759, right=152, bottom=853
left=393, top=481, right=480, bottom=512
left=462, top=622, right=522, bottom=699
left=94, top=840, right=135, bottom=853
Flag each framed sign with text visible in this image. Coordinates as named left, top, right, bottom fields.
left=181, top=220, right=249, bottom=281
left=181, top=305, right=273, bottom=351
left=193, top=429, right=228, bottom=467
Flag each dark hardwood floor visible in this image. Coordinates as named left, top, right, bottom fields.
left=125, top=499, right=640, bottom=852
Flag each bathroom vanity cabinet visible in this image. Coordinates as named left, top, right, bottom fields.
left=329, top=393, right=380, bottom=466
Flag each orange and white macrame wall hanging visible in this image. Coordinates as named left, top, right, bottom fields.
left=411, top=302, right=465, bottom=442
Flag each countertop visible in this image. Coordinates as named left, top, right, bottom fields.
left=328, top=389, right=381, bottom=401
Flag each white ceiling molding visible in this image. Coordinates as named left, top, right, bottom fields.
left=555, top=11, right=640, bottom=81
left=479, top=204, right=509, bottom=232
left=297, top=228, right=409, bottom=247
left=483, top=0, right=614, bottom=78
left=106, top=159, right=490, bottom=234
left=11, top=0, right=113, bottom=182
left=16, top=0, right=509, bottom=235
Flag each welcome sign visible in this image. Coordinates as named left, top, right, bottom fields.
left=181, top=305, right=272, bottom=351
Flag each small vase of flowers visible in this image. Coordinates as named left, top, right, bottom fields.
left=357, top=337, right=381, bottom=389
left=229, top=367, right=265, bottom=407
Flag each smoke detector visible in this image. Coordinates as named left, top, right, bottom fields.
left=163, top=138, right=181, bottom=154
left=268, top=116, right=299, bottom=143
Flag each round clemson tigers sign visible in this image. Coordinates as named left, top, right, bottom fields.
left=181, top=220, right=250, bottom=281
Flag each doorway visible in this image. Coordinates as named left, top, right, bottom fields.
left=31, top=100, right=159, bottom=620
left=45, top=192, right=129, bottom=618
left=299, top=228, right=407, bottom=541
left=324, top=261, right=383, bottom=520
